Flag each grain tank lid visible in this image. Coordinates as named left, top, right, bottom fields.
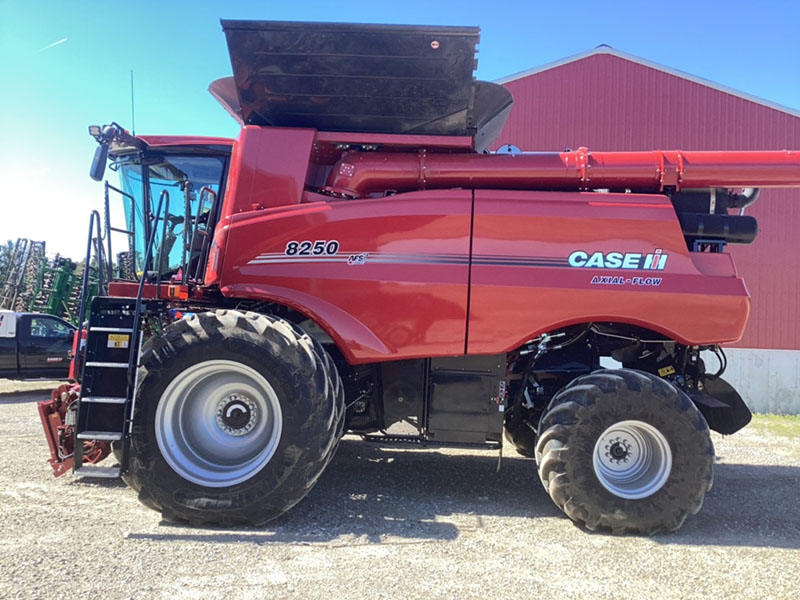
left=217, top=19, right=512, bottom=148
left=208, top=77, right=243, bottom=126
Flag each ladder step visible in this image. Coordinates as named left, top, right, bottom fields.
left=90, top=327, right=134, bottom=333
left=85, top=362, right=129, bottom=368
left=77, top=431, right=123, bottom=441
left=81, top=396, right=127, bottom=404
left=75, top=465, right=121, bottom=479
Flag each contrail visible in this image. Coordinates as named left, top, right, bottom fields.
left=38, top=38, right=68, bottom=52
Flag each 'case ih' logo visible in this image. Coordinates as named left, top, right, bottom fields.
left=568, top=249, right=669, bottom=270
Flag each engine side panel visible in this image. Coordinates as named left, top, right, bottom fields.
left=468, top=190, right=750, bottom=354
left=219, top=190, right=471, bottom=363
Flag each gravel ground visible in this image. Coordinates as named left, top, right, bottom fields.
left=2, top=383, right=799, bottom=600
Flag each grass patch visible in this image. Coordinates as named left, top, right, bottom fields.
left=750, top=414, right=800, bottom=438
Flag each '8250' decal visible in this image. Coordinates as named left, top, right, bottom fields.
left=285, top=240, right=340, bottom=256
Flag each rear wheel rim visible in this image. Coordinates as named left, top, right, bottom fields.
left=155, top=359, right=282, bottom=488
left=592, top=420, right=672, bottom=499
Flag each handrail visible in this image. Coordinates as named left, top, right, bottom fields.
left=119, top=189, right=166, bottom=467
left=103, top=183, right=113, bottom=284
left=180, top=182, right=192, bottom=285
left=126, top=189, right=165, bottom=391
left=189, top=186, right=218, bottom=282
left=155, top=190, right=170, bottom=299
left=104, top=181, right=137, bottom=280
left=105, top=183, right=135, bottom=201
left=75, top=210, right=107, bottom=340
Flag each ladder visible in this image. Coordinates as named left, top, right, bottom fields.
left=71, top=190, right=169, bottom=478
left=73, top=296, right=144, bottom=478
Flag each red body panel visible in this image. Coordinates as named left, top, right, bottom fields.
left=219, top=190, right=472, bottom=363
left=217, top=184, right=750, bottom=363
left=468, top=190, right=748, bottom=354
left=226, top=127, right=316, bottom=212
left=207, top=127, right=317, bottom=285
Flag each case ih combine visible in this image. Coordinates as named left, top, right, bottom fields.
left=38, top=21, right=800, bottom=534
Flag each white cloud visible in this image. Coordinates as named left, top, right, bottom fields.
left=38, top=38, right=68, bottom=52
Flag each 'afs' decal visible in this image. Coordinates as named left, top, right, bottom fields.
left=347, top=253, right=368, bottom=266
left=569, top=248, right=668, bottom=270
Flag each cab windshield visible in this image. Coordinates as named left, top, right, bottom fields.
left=114, top=153, right=227, bottom=280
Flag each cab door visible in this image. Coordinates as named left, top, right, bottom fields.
left=18, top=315, right=75, bottom=377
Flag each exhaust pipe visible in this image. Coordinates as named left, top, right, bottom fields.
left=728, top=187, right=761, bottom=214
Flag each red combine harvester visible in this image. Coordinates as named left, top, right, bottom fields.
left=39, top=21, right=800, bottom=534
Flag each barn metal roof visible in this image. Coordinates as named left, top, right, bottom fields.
left=496, top=46, right=800, bottom=120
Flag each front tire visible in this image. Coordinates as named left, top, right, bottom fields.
left=125, top=310, right=343, bottom=526
left=503, top=405, right=537, bottom=458
left=536, top=369, right=713, bottom=535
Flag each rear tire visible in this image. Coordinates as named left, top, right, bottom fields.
left=125, top=310, right=343, bottom=526
left=536, top=369, right=713, bottom=535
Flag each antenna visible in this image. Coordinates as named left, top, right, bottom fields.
left=130, top=70, right=136, bottom=135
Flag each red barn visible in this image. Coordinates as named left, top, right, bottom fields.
left=495, top=47, right=800, bottom=413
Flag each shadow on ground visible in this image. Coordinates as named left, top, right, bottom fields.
left=128, top=438, right=554, bottom=545
left=0, top=390, right=52, bottom=405
left=125, top=438, right=800, bottom=549
left=69, top=477, right=127, bottom=489
left=654, top=463, right=800, bottom=549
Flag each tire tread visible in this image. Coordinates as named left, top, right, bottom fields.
left=125, top=310, right=344, bottom=526
left=535, top=369, right=714, bottom=535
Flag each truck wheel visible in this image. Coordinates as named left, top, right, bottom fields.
left=125, top=310, right=344, bottom=526
left=535, top=369, right=713, bottom=535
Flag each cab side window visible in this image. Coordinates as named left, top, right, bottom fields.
left=30, top=317, right=72, bottom=338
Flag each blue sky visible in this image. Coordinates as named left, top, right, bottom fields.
left=1, top=0, right=799, bottom=257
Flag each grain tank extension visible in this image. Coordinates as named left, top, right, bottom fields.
left=38, top=20, right=800, bottom=535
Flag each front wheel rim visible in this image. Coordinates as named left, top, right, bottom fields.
left=155, top=359, right=283, bottom=488
left=592, top=420, right=672, bottom=500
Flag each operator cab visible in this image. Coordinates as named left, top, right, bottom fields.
left=89, top=124, right=232, bottom=287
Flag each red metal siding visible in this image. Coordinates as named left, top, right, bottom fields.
left=495, top=53, right=800, bottom=350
